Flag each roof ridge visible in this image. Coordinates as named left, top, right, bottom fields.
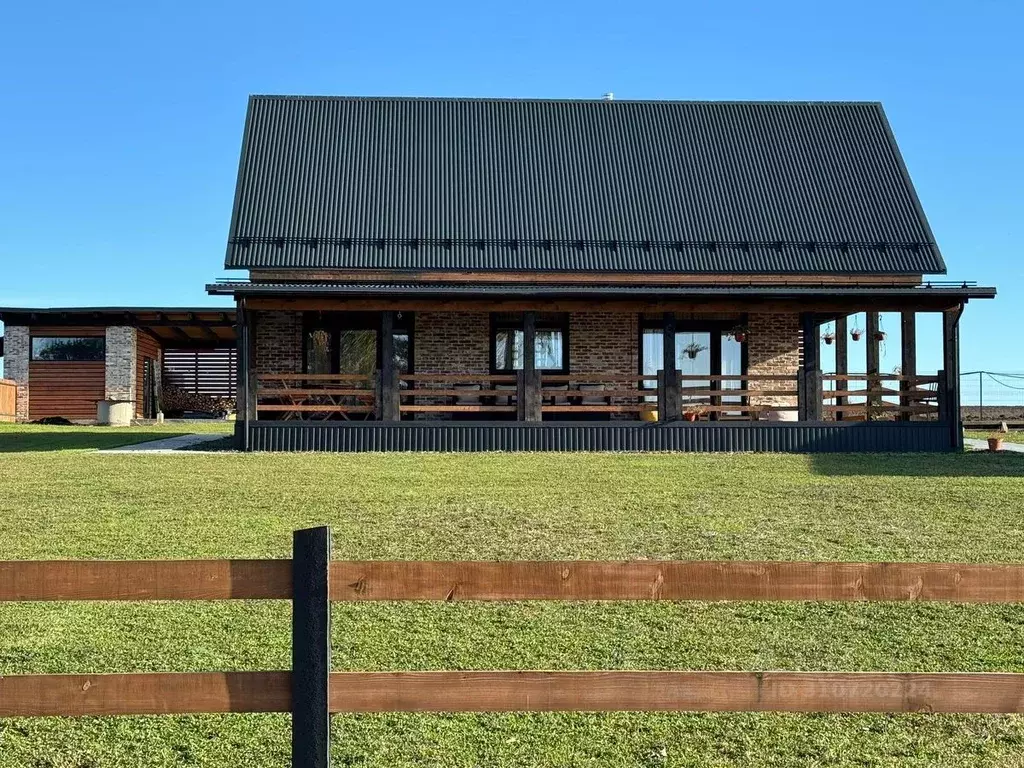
left=248, top=94, right=884, bottom=107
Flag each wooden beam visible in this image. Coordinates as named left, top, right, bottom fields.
left=834, top=316, right=848, bottom=420
left=943, top=306, right=963, bottom=449
left=865, top=311, right=881, bottom=417
left=799, top=313, right=821, bottom=421
left=661, top=313, right=681, bottom=421
left=325, top=671, right=1024, bottom=714
left=292, top=527, right=331, bottom=768
left=5, top=670, right=1024, bottom=717
left=521, top=311, right=541, bottom=421
left=326, top=561, right=1024, bottom=603
left=379, top=311, right=399, bottom=421
left=900, top=312, right=917, bottom=421
left=0, top=560, right=292, bottom=601
left=0, top=672, right=290, bottom=716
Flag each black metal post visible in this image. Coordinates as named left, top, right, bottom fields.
left=236, top=299, right=257, bottom=452
left=292, top=526, right=331, bottom=768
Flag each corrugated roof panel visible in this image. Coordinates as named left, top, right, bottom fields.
left=225, top=97, right=945, bottom=275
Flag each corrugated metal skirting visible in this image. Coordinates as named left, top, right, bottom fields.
left=239, top=421, right=954, bottom=453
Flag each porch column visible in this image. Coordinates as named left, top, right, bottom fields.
left=236, top=299, right=257, bottom=451
left=834, top=316, right=848, bottom=421
left=519, top=311, right=542, bottom=422
left=798, top=313, right=822, bottom=421
left=942, top=306, right=963, bottom=450
left=900, top=311, right=917, bottom=422
left=660, top=312, right=681, bottom=421
left=865, top=311, right=881, bottom=417
left=378, top=311, right=400, bottom=421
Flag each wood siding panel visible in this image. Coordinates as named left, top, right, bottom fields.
left=136, top=331, right=162, bottom=417
left=27, top=327, right=106, bottom=420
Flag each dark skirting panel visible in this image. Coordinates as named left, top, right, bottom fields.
left=238, top=421, right=954, bottom=453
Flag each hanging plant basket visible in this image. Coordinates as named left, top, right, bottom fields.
left=682, top=342, right=707, bottom=360
left=729, top=325, right=749, bottom=344
left=874, top=331, right=887, bottom=342
left=822, top=332, right=836, bottom=345
left=851, top=329, right=863, bottom=341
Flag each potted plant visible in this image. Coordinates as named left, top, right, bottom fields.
left=873, top=330, right=887, bottom=342
left=850, top=327, right=863, bottom=341
left=822, top=330, right=836, bottom=345
left=988, top=434, right=1004, bottom=452
left=729, top=325, right=749, bottom=343
left=683, top=404, right=706, bottom=422
left=683, top=342, right=707, bottom=360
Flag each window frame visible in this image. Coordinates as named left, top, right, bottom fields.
left=489, top=313, right=570, bottom=374
left=302, top=312, right=414, bottom=375
left=29, top=335, right=106, bottom=362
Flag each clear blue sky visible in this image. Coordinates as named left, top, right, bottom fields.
left=1, top=0, right=1019, bottom=376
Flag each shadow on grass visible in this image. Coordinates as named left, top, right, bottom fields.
left=810, top=452, right=1024, bottom=478
left=0, top=431, right=195, bottom=453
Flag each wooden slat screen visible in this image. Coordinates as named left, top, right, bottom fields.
left=163, top=347, right=237, bottom=398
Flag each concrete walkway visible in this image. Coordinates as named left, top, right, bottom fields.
left=99, top=433, right=231, bottom=453
left=964, top=437, right=1024, bottom=453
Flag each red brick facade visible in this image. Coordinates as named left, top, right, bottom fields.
left=255, top=311, right=303, bottom=374
left=746, top=312, right=801, bottom=409
left=413, top=312, right=490, bottom=373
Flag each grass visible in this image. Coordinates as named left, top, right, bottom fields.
left=0, top=421, right=233, bottom=452
left=1, top=427, right=1023, bottom=766
left=966, top=430, right=1024, bottom=444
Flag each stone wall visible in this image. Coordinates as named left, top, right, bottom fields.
left=746, top=313, right=801, bottom=410
left=254, top=311, right=303, bottom=374
left=104, top=326, right=137, bottom=402
left=3, top=326, right=30, bottom=421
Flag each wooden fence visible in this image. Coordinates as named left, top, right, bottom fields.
left=3, top=528, right=1024, bottom=766
left=0, top=378, right=16, bottom=422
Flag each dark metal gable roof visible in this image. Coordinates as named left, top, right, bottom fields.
left=225, top=96, right=945, bottom=275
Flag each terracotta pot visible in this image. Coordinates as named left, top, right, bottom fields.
left=733, top=332, right=746, bottom=343
left=684, top=412, right=699, bottom=422
left=874, top=332, right=886, bottom=341
left=988, top=437, right=1004, bottom=452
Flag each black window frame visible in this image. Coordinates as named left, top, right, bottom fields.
left=29, top=335, right=106, bottom=362
left=489, top=313, right=570, bottom=374
left=302, top=312, right=414, bottom=375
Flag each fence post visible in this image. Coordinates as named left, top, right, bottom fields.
left=293, top=527, right=331, bottom=768
left=979, top=371, right=984, bottom=422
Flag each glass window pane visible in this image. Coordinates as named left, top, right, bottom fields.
left=30, top=337, right=104, bottom=361
left=535, top=330, right=562, bottom=369
left=393, top=333, right=410, bottom=374
left=495, top=328, right=564, bottom=370
left=338, top=330, right=377, bottom=376
left=306, top=330, right=332, bottom=374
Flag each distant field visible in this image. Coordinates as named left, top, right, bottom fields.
left=1, top=425, right=1023, bottom=766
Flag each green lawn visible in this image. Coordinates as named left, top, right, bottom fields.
left=0, top=421, right=234, bottom=452
left=966, top=430, right=1024, bottom=444
left=1, top=427, right=1024, bottom=766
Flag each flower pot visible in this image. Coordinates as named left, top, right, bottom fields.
left=684, top=413, right=699, bottom=422
left=823, top=335, right=835, bottom=345
left=988, top=437, right=1004, bottom=452
left=851, top=331, right=862, bottom=341
left=874, top=332, right=886, bottom=341
left=733, top=332, right=746, bottom=343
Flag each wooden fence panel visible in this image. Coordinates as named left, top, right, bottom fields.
left=0, top=379, right=15, bottom=422
left=328, top=561, right=1024, bottom=603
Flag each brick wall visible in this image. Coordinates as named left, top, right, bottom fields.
left=3, top=326, right=29, bottom=421
left=569, top=312, right=637, bottom=375
left=104, top=326, right=137, bottom=402
left=254, top=311, right=303, bottom=374
left=414, top=312, right=490, bottom=374
left=746, top=313, right=801, bottom=409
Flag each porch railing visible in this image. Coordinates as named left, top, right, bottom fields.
left=398, top=374, right=518, bottom=416
left=674, top=374, right=800, bottom=421
left=256, top=373, right=377, bottom=420
left=822, top=374, right=940, bottom=421
left=540, top=374, right=658, bottom=417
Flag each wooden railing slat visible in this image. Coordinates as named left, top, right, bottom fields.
left=326, top=671, right=1024, bottom=714
left=0, top=672, right=291, bottom=716
left=328, top=561, right=1024, bottom=603
left=0, top=560, right=292, bottom=601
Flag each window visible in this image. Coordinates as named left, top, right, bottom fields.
left=640, top=323, right=746, bottom=410
left=491, top=315, right=567, bottom=372
left=302, top=313, right=413, bottom=375
left=30, top=336, right=104, bottom=361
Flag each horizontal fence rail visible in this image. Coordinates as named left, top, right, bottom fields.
left=6, top=560, right=1024, bottom=603
left=5, top=671, right=1024, bottom=717
left=4, top=528, right=1024, bottom=766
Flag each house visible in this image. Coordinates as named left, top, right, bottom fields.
left=0, top=308, right=236, bottom=422
left=206, top=95, right=994, bottom=452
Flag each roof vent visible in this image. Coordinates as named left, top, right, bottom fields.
left=602, top=92, right=614, bottom=101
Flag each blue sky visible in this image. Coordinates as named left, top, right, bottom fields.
left=0, top=0, right=1019, bottom=376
